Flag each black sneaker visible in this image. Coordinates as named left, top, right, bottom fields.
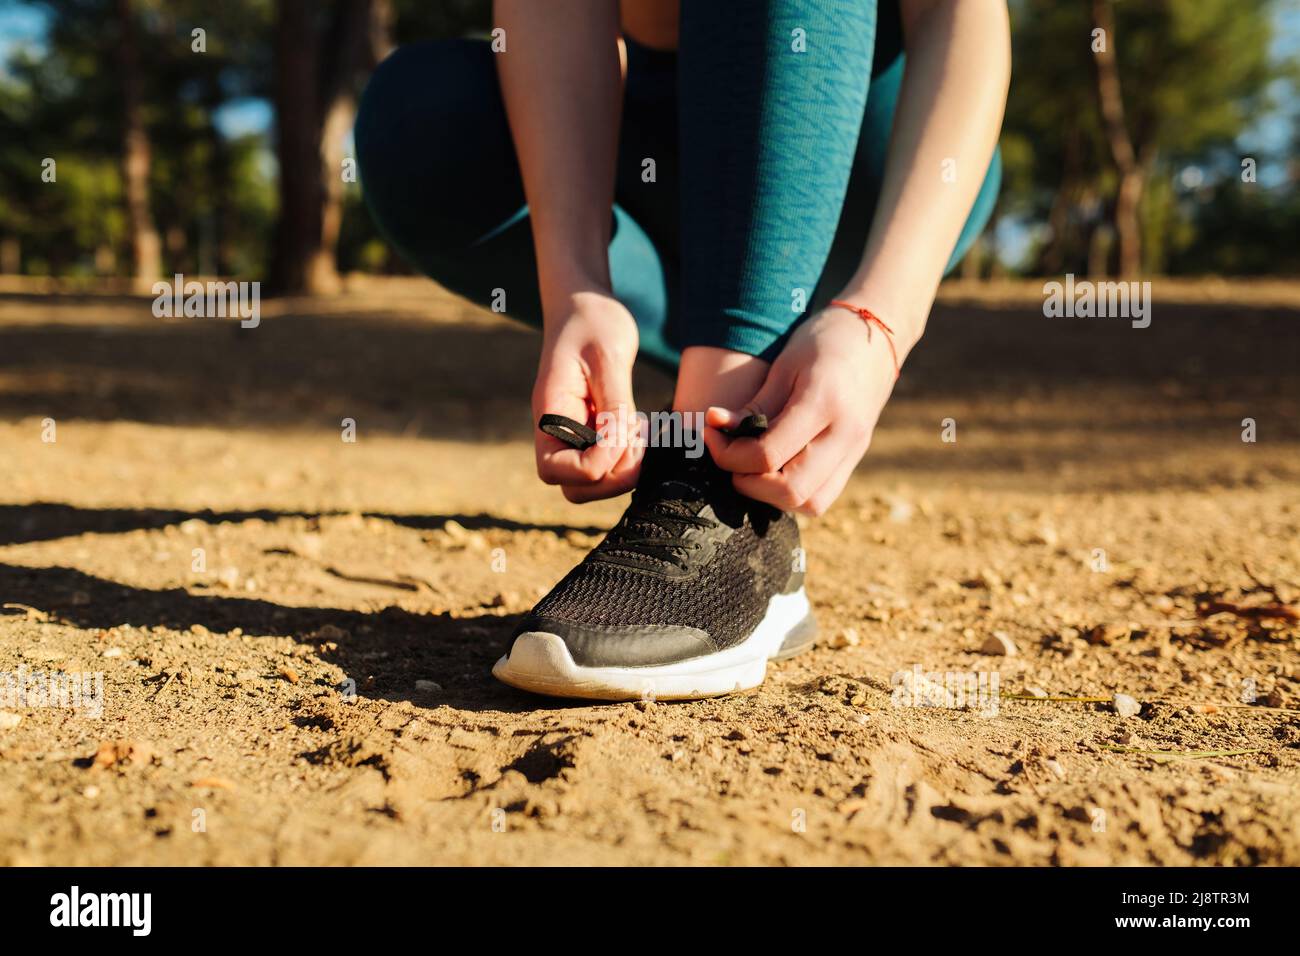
left=493, top=419, right=816, bottom=700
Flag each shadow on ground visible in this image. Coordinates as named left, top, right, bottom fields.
left=0, top=559, right=574, bottom=713
left=0, top=502, right=605, bottom=547
left=1, top=292, right=1297, bottom=443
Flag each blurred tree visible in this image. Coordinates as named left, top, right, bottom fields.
left=1003, top=0, right=1279, bottom=276
left=2, top=0, right=1290, bottom=282
left=1167, top=178, right=1300, bottom=275
left=268, top=0, right=392, bottom=295
left=332, top=0, right=491, bottom=276
left=114, top=0, right=161, bottom=287
left=0, top=0, right=275, bottom=279
left=1089, top=0, right=1143, bottom=277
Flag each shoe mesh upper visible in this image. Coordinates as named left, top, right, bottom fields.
left=524, top=444, right=801, bottom=650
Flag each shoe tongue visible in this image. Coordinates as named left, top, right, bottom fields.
left=638, top=436, right=717, bottom=504
left=596, top=432, right=730, bottom=566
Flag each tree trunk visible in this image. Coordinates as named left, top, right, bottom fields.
left=116, top=0, right=161, bottom=290
left=317, top=92, right=354, bottom=292
left=270, top=0, right=392, bottom=295
left=1113, top=166, right=1144, bottom=279
left=269, top=0, right=325, bottom=294
left=1089, top=0, right=1143, bottom=277
left=1037, top=125, right=1083, bottom=276
left=1087, top=223, right=1114, bottom=280
left=0, top=237, right=19, bottom=275
left=960, top=236, right=984, bottom=280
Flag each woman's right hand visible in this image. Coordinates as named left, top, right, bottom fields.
left=533, top=291, right=644, bottom=503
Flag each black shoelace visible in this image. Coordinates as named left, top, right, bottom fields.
left=598, top=457, right=720, bottom=570
left=538, top=411, right=768, bottom=451
left=536, top=412, right=768, bottom=571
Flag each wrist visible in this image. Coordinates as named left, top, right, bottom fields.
left=539, top=290, right=638, bottom=357
left=539, top=259, right=614, bottom=320
left=831, top=282, right=932, bottom=356
left=541, top=282, right=618, bottom=329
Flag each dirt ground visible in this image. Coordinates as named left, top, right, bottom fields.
left=0, top=278, right=1297, bottom=866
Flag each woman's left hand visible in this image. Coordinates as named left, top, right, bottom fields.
left=703, top=305, right=911, bottom=516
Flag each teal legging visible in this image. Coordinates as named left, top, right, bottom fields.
left=355, top=0, right=1000, bottom=370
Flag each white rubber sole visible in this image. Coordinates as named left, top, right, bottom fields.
left=492, top=587, right=815, bottom=701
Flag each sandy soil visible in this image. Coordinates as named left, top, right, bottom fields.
left=0, top=279, right=1297, bottom=866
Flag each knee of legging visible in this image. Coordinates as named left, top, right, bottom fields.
left=355, top=39, right=506, bottom=255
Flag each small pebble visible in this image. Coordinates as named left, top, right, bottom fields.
left=829, top=628, right=860, bottom=649
left=0, top=711, right=23, bottom=730
left=888, top=499, right=914, bottom=524
left=1031, top=525, right=1059, bottom=547
left=980, top=632, right=1017, bottom=656
left=1088, top=624, right=1130, bottom=646
left=1113, top=693, right=1141, bottom=719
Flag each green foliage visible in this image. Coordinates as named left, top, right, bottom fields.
left=389, top=0, right=491, bottom=44
left=1001, top=0, right=1288, bottom=275
left=0, top=0, right=1293, bottom=279
left=1, top=0, right=275, bottom=277
left=1168, top=180, right=1300, bottom=275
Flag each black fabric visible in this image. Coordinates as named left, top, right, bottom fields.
left=517, top=441, right=802, bottom=653
left=723, top=413, right=769, bottom=438
left=538, top=414, right=599, bottom=450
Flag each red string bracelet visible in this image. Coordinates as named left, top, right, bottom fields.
left=829, top=299, right=900, bottom=379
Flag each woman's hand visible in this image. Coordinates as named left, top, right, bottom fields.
left=699, top=0, right=1007, bottom=518
left=703, top=306, right=911, bottom=516
left=533, top=291, right=644, bottom=503
left=496, top=1, right=632, bottom=501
